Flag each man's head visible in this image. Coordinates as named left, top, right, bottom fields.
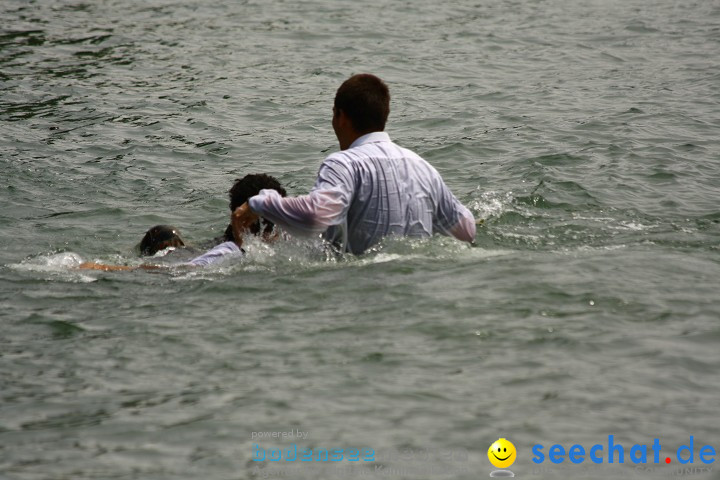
left=333, top=73, right=390, bottom=149
left=226, top=173, right=286, bottom=240
left=139, top=225, right=185, bottom=256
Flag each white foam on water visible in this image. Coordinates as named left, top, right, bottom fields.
left=10, top=229, right=517, bottom=284
left=8, top=252, right=99, bottom=283
left=169, top=232, right=513, bottom=280
left=469, top=189, right=515, bottom=220
left=10, top=252, right=84, bottom=271
left=616, top=221, right=651, bottom=231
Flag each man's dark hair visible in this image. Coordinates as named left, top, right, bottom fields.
left=139, top=225, right=185, bottom=256
left=224, top=173, right=287, bottom=241
left=334, top=73, right=390, bottom=134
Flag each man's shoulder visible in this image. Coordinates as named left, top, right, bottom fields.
left=320, top=151, right=355, bottom=172
left=319, top=146, right=373, bottom=174
left=395, top=143, right=426, bottom=161
left=330, top=138, right=423, bottom=161
left=322, top=136, right=434, bottom=172
left=386, top=141, right=436, bottom=169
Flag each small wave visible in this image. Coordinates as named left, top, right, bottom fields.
left=11, top=233, right=512, bottom=283
left=11, top=252, right=84, bottom=270
left=616, top=221, right=650, bottom=231
left=171, top=234, right=505, bottom=280
left=8, top=252, right=97, bottom=283
left=468, top=189, right=515, bottom=219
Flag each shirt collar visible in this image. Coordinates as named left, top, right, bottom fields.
left=349, top=131, right=391, bottom=149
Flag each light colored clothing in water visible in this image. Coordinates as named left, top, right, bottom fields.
left=186, top=241, right=242, bottom=266
left=248, top=132, right=476, bottom=254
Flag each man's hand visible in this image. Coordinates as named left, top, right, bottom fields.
left=231, top=202, right=259, bottom=248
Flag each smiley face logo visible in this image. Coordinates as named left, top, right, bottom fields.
left=488, top=438, right=516, bottom=469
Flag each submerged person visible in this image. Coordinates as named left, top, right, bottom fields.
left=231, top=73, right=476, bottom=255
left=78, top=174, right=287, bottom=271
left=139, top=224, right=185, bottom=255
left=78, top=224, right=228, bottom=271
left=219, top=173, right=287, bottom=245
left=193, top=173, right=286, bottom=265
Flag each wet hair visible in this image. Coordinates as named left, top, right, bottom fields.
left=225, top=174, right=287, bottom=241
left=139, top=225, right=185, bottom=256
left=334, top=73, right=390, bottom=134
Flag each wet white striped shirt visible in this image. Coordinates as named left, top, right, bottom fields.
left=249, top=132, right=476, bottom=254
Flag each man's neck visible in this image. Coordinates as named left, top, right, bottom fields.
left=341, top=130, right=382, bottom=150
left=339, top=131, right=360, bottom=150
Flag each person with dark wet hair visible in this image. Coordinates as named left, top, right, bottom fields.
left=77, top=224, right=191, bottom=271
left=138, top=225, right=185, bottom=256
left=222, top=173, right=287, bottom=243
left=231, top=73, right=476, bottom=255
left=77, top=174, right=287, bottom=271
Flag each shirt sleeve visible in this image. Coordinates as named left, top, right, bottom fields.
left=186, top=241, right=242, bottom=266
left=248, top=157, right=354, bottom=236
left=432, top=178, right=477, bottom=244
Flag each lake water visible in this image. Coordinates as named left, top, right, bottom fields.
left=1, top=1, right=719, bottom=479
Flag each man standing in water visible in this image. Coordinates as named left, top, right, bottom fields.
left=233, top=74, right=476, bottom=254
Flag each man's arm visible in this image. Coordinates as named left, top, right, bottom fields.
left=242, top=158, right=354, bottom=236
left=448, top=210, right=477, bottom=243
left=432, top=177, right=477, bottom=244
